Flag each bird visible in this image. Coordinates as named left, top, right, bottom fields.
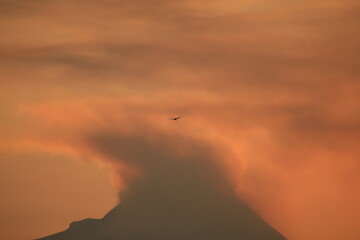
left=169, top=116, right=182, bottom=120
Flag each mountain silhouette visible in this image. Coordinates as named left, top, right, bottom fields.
left=38, top=136, right=286, bottom=240
left=37, top=168, right=286, bottom=240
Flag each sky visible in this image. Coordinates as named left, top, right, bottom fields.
left=0, top=0, right=360, bottom=239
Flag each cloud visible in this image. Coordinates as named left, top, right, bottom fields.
left=1, top=0, right=360, bottom=240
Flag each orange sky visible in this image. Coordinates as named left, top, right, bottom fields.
left=1, top=0, right=360, bottom=239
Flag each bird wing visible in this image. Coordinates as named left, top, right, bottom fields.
left=169, top=117, right=181, bottom=120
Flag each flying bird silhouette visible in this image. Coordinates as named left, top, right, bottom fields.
left=169, top=117, right=182, bottom=120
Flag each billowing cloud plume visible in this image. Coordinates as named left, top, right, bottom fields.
left=1, top=0, right=360, bottom=240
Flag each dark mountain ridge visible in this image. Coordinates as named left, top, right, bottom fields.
left=38, top=168, right=286, bottom=240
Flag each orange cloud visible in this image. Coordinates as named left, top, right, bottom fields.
left=1, top=0, right=359, bottom=239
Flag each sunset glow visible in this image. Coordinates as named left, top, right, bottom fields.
left=1, top=1, right=359, bottom=240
